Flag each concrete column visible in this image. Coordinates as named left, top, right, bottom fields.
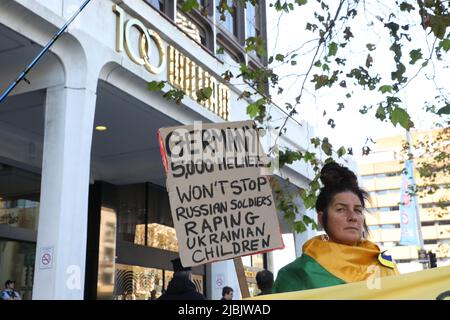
left=32, top=85, right=96, bottom=299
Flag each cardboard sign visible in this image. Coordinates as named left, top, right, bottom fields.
left=158, top=121, right=284, bottom=267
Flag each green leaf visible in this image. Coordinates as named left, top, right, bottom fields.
left=328, top=42, right=338, bottom=56
left=375, top=105, right=386, bottom=121
left=163, top=89, right=184, bottom=104
left=391, top=107, right=413, bottom=129
left=148, top=81, right=165, bottom=91
left=439, top=39, right=450, bottom=52
left=429, top=15, right=449, bottom=39
left=321, top=138, right=333, bottom=156
left=275, top=54, right=285, bottom=62
left=310, top=137, right=321, bottom=148
left=196, top=87, right=213, bottom=103
left=399, top=2, right=415, bottom=12
left=247, top=103, right=260, bottom=118
left=379, top=85, right=393, bottom=94
left=302, top=215, right=317, bottom=229
left=337, top=146, right=347, bottom=157
left=366, top=43, right=376, bottom=51
left=303, top=193, right=317, bottom=209
left=181, top=0, right=199, bottom=13
left=437, top=104, right=450, bottom=115
left=293, top=221, right=307, bottom=233
left=409, top=49, right=423, bottom=64
left=295, top=0, right=307, bottom=5
left=246, top=98, right=266, bottom=121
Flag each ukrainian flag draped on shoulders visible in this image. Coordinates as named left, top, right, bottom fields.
left=273, top=235, right=399, bottom=293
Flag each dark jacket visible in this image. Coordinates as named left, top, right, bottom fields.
left=257, top=288, right=273, bottom=296
left=158, top=276, right=205, bottom=300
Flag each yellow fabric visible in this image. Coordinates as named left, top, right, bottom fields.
left=248, top=265, right=450, bottom=300
left=303, top=236, right=399, bottom=283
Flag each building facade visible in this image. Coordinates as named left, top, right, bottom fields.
left=358, top=129, right=450, bottom=273
left=0, top=0, right=316, bottom=299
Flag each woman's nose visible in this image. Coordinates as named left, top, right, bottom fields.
left=347, top=211, right=357, bottom=221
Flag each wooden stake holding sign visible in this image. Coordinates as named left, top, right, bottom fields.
left=233, top=257, right=250, bottom=299
left=158, top=120, right=284, bottom=297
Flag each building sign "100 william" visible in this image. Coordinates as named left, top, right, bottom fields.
left=113, top=5, right=230, bottom=120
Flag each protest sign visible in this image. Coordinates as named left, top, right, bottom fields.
left=158, top=120, right=284, bottom=267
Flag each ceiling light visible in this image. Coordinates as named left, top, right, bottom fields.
left=95, top=125, right=108, bottom=132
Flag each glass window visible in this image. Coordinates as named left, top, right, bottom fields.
left=0, top=165, right=40, bottom=231
left=245, top=2, right=259, bottom=39
left=146, top=223, right=179, bottom=252
left=146, top=184, right=179, bottom=251
left=145, top=0, right=165, bottom=11
left=113, top=264, right=163, bottom=300
left=216, top=0, right=237, bottom=36
left=176, top=11, right=207, bottom=46
left=97, top=207, right=117, bottom=299
left=0, top=239, right=35, bottom=300
left=117, top=184, right=146, bottom=245
left=242, top=253, right=265, bottom=296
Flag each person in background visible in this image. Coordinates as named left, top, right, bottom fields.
left=255, top=270, right=274, bottom=296
left=149, top=289, right=157, bottom=300
left=1, top=280, right=21, bottom=300
left=158, top=258, right=205, bottom=300
left=221, top=286, right=233, bottom=300
left=273, top=162, right=399, bottom=293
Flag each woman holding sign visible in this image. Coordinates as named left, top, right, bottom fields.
left=273, top=162, right=400, bottom=293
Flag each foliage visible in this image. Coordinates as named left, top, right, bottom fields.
left=149, top=0, right=450, bottom=234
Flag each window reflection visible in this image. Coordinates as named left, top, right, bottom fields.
left=114, top=264, right=163, bottom=300
left=97, top=207, right=117, bottom=299
left=145, top=0, right=165, bottom=11
left=176, top=12, right=207, bottom=46
left=0, top=164, right=40, bottom=231
left=242, top=253, right=265, bottom=296
left=216, top=0, right=237, bottom=36
left=117, top=184, right=146, bottom=244
left=0, top=240, right=35, bottom=300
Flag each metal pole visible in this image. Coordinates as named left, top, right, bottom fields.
left=406, top=129, right=428, bottom=269
left=0, top=0, right=93, bottom=104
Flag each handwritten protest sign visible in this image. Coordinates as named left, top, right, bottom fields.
left=158, top=121, right=284, bottom=267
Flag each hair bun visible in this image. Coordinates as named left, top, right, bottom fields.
left=320, top=162, right=358, bottom=189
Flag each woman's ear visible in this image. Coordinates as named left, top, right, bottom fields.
left=318, top=211, right=324, bottom=228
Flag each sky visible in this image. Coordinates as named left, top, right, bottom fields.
left=265, top=1, right=448, bottom=156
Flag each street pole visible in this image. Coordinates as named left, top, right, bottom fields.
left=406, top=129, right=428, bottom=269
left=0, top=0, right=92, bottom=104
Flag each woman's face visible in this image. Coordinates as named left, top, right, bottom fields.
left=319, top=191, right=365, bottom=246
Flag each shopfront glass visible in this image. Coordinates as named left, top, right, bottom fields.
left=242, top=253, right=266, bottom=296
left=0, top=164, right=40, bottom=300
left=0, top=239, right=35, bottom=300
left=117, top=183, right=178, bottom=250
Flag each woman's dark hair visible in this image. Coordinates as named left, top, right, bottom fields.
left=315, top=162, right=369, bottom=237
left=256, top=270, right=274, bottom=290
left=222, top=286, right=233, bottom=296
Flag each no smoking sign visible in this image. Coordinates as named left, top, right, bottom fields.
left=39, top=247, right=54, bottom=269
